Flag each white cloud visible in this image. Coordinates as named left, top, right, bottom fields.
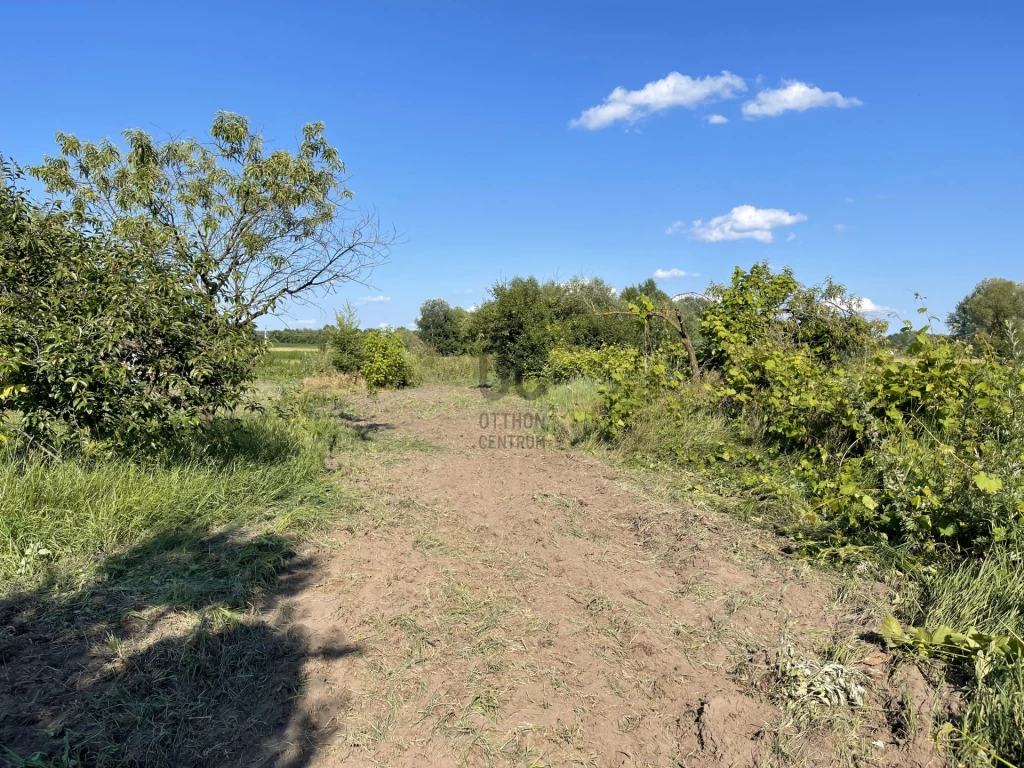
left=704, top=114, right=729, bottom=125
left=293, top=319, right=316, bottom=326
left=467, top=305, right=479, bottom=313
left=689, top=205, right=807, bottom=243
left=571, top=71, right=746, bottom=130
left=377, top=322, right=392, bottom=329
left=453, top=288, right=474, bottom=295
left=355, top=295, right=390, bottom=305
left=787, top=232, right=797, bottom=242
left=741, top=81, right=862, bottom=118
left=834, top=223, right=850, bottom=232
left=855, top=297, right=895, bottom=315
left=665, top=220, right=686, bottom=235
left=654, top=268, right=700, bottom=279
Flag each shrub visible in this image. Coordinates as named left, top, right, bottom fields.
left=0, top=160, right=258, bottom=452
left=360, top=329, right=413, bottom=392
left=326, top=303, right=365, bottom=373
left=545, top=346, right=637, bottom=382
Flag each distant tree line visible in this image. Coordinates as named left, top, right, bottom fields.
left=262, top=328, right=332, bottom=346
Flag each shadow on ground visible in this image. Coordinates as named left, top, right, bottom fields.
left=0, top=526, right=360, bottom=767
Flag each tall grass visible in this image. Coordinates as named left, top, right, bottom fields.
left=0, top=407, right=344, bottom=583
left=905, top=546, right=1024, bottom=765
left=539, top=378, right=605, bottom=447
left=410, top=352, right=482, bottom=386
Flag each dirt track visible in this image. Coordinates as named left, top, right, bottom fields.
left=271, top=385, right=944, bottom=767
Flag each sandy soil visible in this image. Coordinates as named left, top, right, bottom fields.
left=269, top=385, right=947, bottom=767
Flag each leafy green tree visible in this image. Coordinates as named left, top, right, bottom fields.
left=947, top=278, right=1024, bottom=355
left=619, top=278, right=705, bottom=352
left=29, top=112, right=394, bottom=326
left=550, top=277, right=633, bottom=348
left=326, top=302, right=365, bottom=373
left=416, top=298, right=461, bottom=355
left=0, top=160, right=258, bottom=451
left=619, top=278, right=671, bottom=307
left=478, top=277, right=555, bottom=382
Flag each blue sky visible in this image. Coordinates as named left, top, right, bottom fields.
left=2, top=1, right=1021, bottom=330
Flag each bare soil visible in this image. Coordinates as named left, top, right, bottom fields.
left=274, top=385, right=945, bottom=767
left=0, top=384, right=949, bottom=767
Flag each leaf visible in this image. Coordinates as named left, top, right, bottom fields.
left=860, top=494, right=878, bottom=511
left=972, top=472, right=1003, bottom=494
left=880, top=616, right=903, bottom=640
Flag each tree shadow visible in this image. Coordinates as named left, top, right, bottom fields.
left=335, top=411, right=396, bottom=440
left=0, top=525, right=361, bottom=767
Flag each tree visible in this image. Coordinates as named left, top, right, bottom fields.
left=0, top=159, right=258, bottom=451
left=947, top=278, right=1024, bottom=355
left=550, top=277, right=633, bottom=348
left=619, top=278, right=670, bottom=307
left=478, top=277, right=555, bottom=382
left=326, top=302, right=365, bottom=373
left=29, top=112, right=395, bottom=326
left=416, top=298, right=461, bottom=355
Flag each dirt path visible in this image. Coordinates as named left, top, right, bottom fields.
left=274, top=385, right=941, bottom=767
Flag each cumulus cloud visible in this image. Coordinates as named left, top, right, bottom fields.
left=787, top=232, right=797, bottom=242
left=571, top=71, right=746, bottom=130
left=355, top=295, right=390, bottom=304
left=653, top=268, right=700, bottom=279
left=689, top=205, right=807, bottom=243
left=665, top=220, right=686, bottom=235
left=704, top=114, right=729, bottom=124
left=855, top=297, right=895, bottom=315
left=742, top=81, right=862, bottom=118
left=467, top=305, right=479, bottom=313
left=377, top=322, right=392, bottom=329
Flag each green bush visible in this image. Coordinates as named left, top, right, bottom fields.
left=0, top=161, right=258, bottom=452
left=360, top=329, right=413, bottom=392
left=545, top=346, right=642, bottom=382
left=326, top=303, right=365, bottom=374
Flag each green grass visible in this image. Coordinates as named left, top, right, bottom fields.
left=0, top=407, right=344, bottom=584
left=410, top=352, right=482, bottom=386
left=538, top=378, right=604, bottom=448
left=0, top=391, right=373, bottom=765
left=254, top=347, right=334, bottom=383
left=903, top=546, right=1024, bottom=765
